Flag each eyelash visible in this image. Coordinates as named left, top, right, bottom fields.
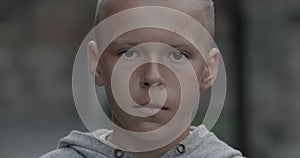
left=179, top=51, right=189, bottom=58
left=117, top=49, right=130, bottom=56
left=170, top=50, right=190, bottom=58
left=117, top=49, right=190, bottom=59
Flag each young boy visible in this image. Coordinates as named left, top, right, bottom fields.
left=41, top=0, right=244, bottom=157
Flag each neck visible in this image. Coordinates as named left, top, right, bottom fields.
left=107, top=124, right=190, bottom=158
left=131, top=128, right=189, bottom=158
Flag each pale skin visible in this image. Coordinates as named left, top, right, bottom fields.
left=87, top=0, right=218, bottom=157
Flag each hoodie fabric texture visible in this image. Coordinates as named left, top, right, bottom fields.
left=40, top=125, right=244, bottom=158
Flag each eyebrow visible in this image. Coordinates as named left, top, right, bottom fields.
left=110, top=38, right=141, bottom=47
left=169, top=43, right=194, bottom=49
left=111, top=37, right=193, bottom=49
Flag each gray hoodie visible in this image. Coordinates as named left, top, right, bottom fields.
left=40, top=125, right=244, bottom=158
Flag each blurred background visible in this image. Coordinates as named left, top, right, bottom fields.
left=1, top=0, right=299, bottom=157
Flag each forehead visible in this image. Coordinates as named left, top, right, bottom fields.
left=100, top=0, right=208, bottom=26
left=97, top=0, right=212, bottom=54
left=110, top=28, right=193, bottom=48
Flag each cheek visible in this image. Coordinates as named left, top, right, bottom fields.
left=195, top=65, right=205, bottom=81
left=99, top=57, right=117, bottom=84
left=128, top=71, right=145, bottom=105
left=191, top=57, right=206, bottom=81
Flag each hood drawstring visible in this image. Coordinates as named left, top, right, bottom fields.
left=114, top=148, right=125, bottom=158
left=176, top=144, right=186, bottom=154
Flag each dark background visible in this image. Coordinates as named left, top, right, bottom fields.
left=1, top=0, right=300, bottom=157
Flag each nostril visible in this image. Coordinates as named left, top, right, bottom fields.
left=143, top=82, right=151, bottom=87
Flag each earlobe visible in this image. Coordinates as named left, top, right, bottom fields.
left=200, top=48, right=219, bottom=90
left=87, top=41, right=104, bottom=86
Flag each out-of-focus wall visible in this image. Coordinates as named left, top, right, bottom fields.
left=0, top=0, right=96, bottom=157
left=242, top=0, right=300, bottom=157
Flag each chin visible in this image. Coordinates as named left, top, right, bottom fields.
left=129, top=121, right=187, bottom=144
left=131, top=121, right=164, bottom=132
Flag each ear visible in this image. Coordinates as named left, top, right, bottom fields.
left=87, top=41, right=104, bottom=86
left=200, top=48, right=219, bottom=90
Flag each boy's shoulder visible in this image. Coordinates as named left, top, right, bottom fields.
left=181, top=125, right=244, bottom=158
left=40, top=129, right=113, bottom=158
left=40, top=125, right=244, bottom=158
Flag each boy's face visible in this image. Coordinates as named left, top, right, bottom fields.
left=88, top=0, right=218, bottom=133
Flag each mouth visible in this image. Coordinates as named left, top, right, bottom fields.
left=133, top=103, right=170, bottom=115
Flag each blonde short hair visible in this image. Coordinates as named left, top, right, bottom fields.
left=94, top=0, right=215, bottom=36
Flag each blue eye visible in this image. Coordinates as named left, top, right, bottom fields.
left=119, top=49, right=140, bottom=60
left=173, top=52, right=184, bottom=60
left=124, top=50, right=135, bottom=58
left=170, top=51, right=188, bottom=61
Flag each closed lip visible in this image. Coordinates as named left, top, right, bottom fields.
left=133, top=103, right=169, bottom=110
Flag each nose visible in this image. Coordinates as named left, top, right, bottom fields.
left=140, top=63, right=166, bottom=88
